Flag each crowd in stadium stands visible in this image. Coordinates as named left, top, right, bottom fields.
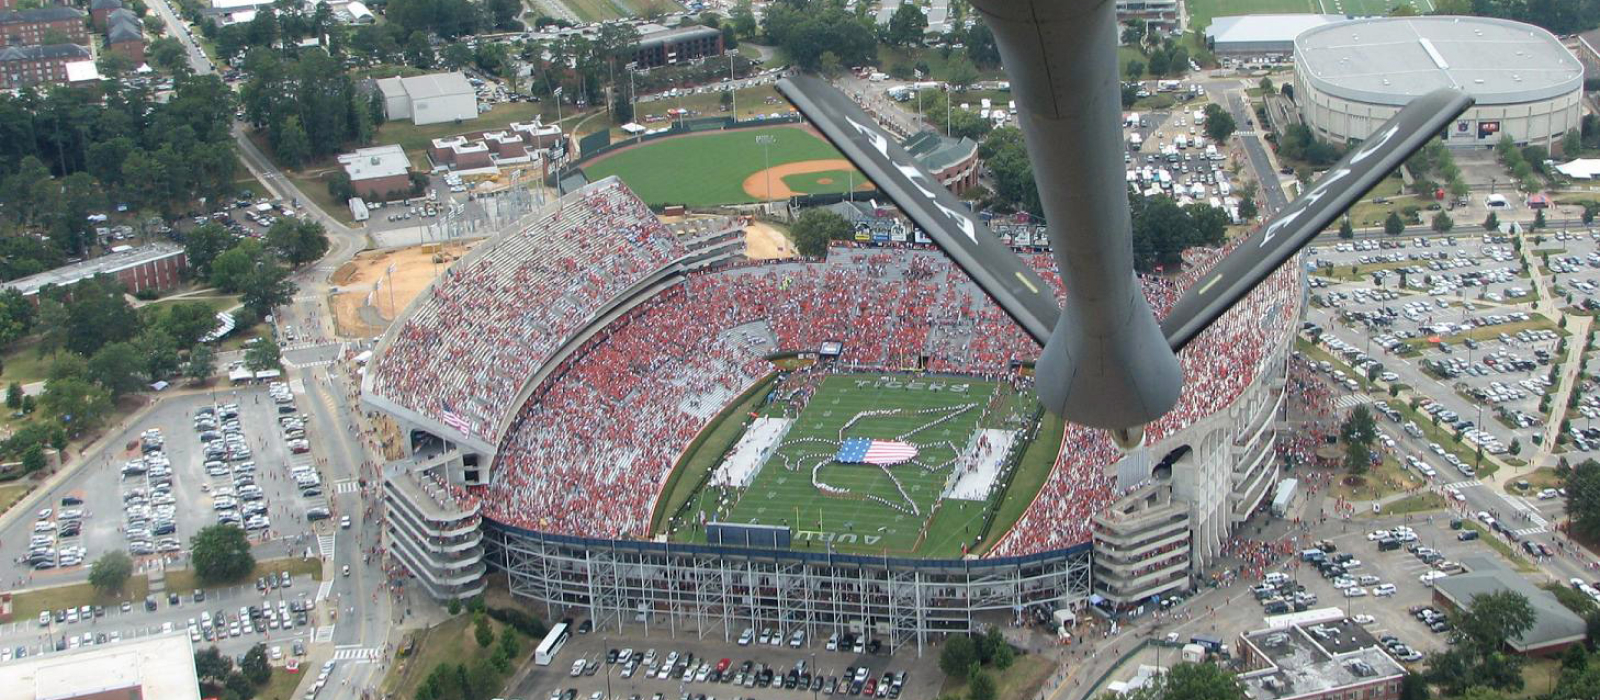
left=374, top=180, right=1301, bottom=552
left=368, top=179, right=686, bottom=439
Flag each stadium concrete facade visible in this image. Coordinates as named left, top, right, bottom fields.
left=364, top=177, right=1301, bottom=652
left=1293, top=16, right=1585, bottom=151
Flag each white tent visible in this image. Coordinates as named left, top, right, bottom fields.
left=1555, top=159, right=1600, bottom=180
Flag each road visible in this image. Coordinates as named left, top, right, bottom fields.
left=1220, top=84, right=1289, bottom=215
left=143, top=0, right=397, bottom=694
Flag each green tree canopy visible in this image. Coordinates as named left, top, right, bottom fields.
left=1202, top=103, right=1235, bottom=144
left=790, top=209, right=853, bottom=258
left=88, top=341, right=146, bottom=398
left=190, top=524, right=256, bottom=584
left=89, top=550, right=133, bottom=594
left=939, top=634, right=976, bottom=677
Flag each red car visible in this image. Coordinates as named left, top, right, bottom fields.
left=715, top=658, right=731, bottom=674
left=863, top=678, right=877, bottom=697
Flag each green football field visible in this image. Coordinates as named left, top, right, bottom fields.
left=581, top=125, right=858, bottom=206
left=691, top=374, right=1015, bottom=557
left=1187, top=0, right=1431, bottom=31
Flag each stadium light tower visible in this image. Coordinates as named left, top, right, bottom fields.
left=778, top=0, right=1472, bottom=447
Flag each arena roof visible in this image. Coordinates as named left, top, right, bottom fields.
left=1295, top=16, right=1584, bottom=106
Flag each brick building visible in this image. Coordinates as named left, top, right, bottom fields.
left=106, top=12, right=142, bottom=63
left=0, top=42, right=89, bottom=89
left=902, top=132, right=980, bottom=194
left=89, top=0, right=122, bottom=30
left=631, top=25, right=722, bottom=69
left=2, top=243, right=188, bottom=299
left=337, top=144, right=414, bottom=201
left=0, top=6, right=88, bottom=48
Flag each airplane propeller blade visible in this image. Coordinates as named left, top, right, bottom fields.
left=1161, top=88, right=1474, bottom=353
left=778, top=73, right=1061, bottom=346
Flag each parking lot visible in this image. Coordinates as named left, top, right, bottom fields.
left=1, top=382, right=327, bottom=592
left=1303, top=231, right=1600, bottom=465
left=506, top=618, right=946, bottom=700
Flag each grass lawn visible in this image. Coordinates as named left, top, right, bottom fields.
left=1378, top=492, right=1446, bottom=516
left=0, top=339, right=55, bottom=386
left=677, top=374, right=1014, bottom=557
left=218, top=323, right=268, bottom=353
left=0, top=481, right=34, bottom=517
left=381, top=614, right=529, bottom=699
left=141, top=295, right=240, bottom=315
left=975, top=413, right=1063, bottom=555
left=1402, top=317, right=1567, bottom=351
left=163, top=557, right=323, bottom=595
left=940, top=654, right=1054, bottom=700
left=1383, top=399, right=1498, bottom=478
left=1335, top=455, right=1425, bottom=503
left=583, top=125, right=853, bottom=206
left=628, top=84, right=790, bottom=130
left=1460, top=521, right=1536, bottom=573
left=1312, top=259, right=1417, bottom=282
left=781, top=169, right=873, bottom=196
left=257, top=668, right=306, bottom=700
left=651, top=375, right=776, bottom=534
left=1504, top=467, right=1563, bottom=496
left=10, top=578, right=152, bottom=621
left=876, top=46, right=1008, bottom=83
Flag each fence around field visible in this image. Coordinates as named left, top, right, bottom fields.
left=550, top=114, right=805, bottom=192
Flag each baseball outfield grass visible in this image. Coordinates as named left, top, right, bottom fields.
left=581, top=125, right=854, bottom=206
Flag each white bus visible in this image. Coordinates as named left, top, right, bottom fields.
left=534, top=623, right=570, bottom=666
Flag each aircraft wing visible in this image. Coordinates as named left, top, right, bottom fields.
left=1161, top=88, right=1474, bottom=352
left=778, top=74, right=1061, bottom=346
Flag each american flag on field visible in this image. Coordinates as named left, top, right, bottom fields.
left=439, top=401, right=476, bottom=436
left=835, top=438, right=918, bottom=466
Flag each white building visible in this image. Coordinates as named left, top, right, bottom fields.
left=0, top=632, right=201, bottom=700
left=1205, top=14, right=1347, bottom=58
left=374, top=71, right=478, bottom=126
left=1294, top=16, right=1585, bottom=152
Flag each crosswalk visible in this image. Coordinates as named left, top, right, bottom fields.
left=334, top=479, right=359, bottom=494
left=314, top=625, right=336, bottom=643
left=1512, top=525, right=1548, bottom=536
left=285, top=357, right=335, bottom=370
left=1335, top=395, right=1372, bottom=409
left=280, top=340, right=334, bottom=352
left=316, top=581, right=333, bottom=603
left=332, top=646, right=379, bottom=663
left=317, top=533, right=337, bottom=559
left=1442, top=479, right=1482, bottom=490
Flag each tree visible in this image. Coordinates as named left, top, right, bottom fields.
left=1238, top=195, right=1257, bottom=221
left=1202, top=103, right=1235, bottom=143
left=5, top=382, right=20, bottom=409
left=185, top=344, right=217, bottom=383
left=89, top=551, right=133, bottom=594
left=159, top=302, right=221, bottom=349
left=968, top=671, right=997, bottom=700
left=1384, top=211, right=1405, bottom=235
left=136, top=328, right=181, bottom=381
left=1398, top=673, right=1430, bottom=700
left=239, top=260, right=296, bottom=319
left=817, top=50, right=843, bottom=78
left=88, top=341, right=145, bottom=398
left=241, top=643, right=272, bottom=685
left=1484, top=211, right=1499, bottom=232
left=183, top=223, right=233, bottom=281
left=149, top=37, right=189, bottom=73
left=1432, top=211, right=1454, bottom=233
left=1566, top=460, right=1600, bottom=540
left=21, top=442, right=45, bottom=473
left=442, top=42, right=474, bottom=70
left=887, top=2, right=927, bottom=46
left=939, top=635, right=976, bottom=677
left=1341, top=404, right=1377, bottom=472
left=0, top=288, right=35, bottom=350
left=946, top=51, right=979, bottom=91
left=1125, top=60, right=1145, bottom=80
left=1535, top=209, right=1547, bottom=230
left=266, top=218, right=330, bottom=267
left=790, top=209, right=853, bottom=258
left=39, top=378, right=112, bottom=435
left=274, top=116, right=312, bottom=168
left=475, top=613, right=495, bottom=648
left=190, top=524, right=256, bottom=584
left=1339, top=218, right=1354, bottom=239
left=245, top=336, right=281, bottom=372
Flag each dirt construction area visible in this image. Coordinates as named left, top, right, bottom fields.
left=744, top=221, right=796, bottom=260
left=330, top=241, right=477, bottom=337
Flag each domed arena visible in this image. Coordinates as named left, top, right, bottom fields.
left=363, top=176, right=1300, bottom=650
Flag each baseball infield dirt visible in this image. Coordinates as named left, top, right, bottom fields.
left=742, top=159, right=862, bottom=200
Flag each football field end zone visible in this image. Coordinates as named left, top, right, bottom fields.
left=648, top=371, right=781, bottom=535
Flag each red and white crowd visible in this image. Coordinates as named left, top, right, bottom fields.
left=373, top=180, right=1301, bottom=552
left=368, top=179, right=686, bottom=439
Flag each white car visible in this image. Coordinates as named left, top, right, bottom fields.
left=1353, top=614, right=1376, bottom=625
left=1420, top=571, right=1447, bottom=586
left=571, top=660, right=586, bottom=677
left=1367, top=531, right=1389, bottom=541
left=738, top=628, right=753, bottom=646
left=1373, top=584, right=1398, bottom=597
left=1344, top=587, right=1368, bottom=598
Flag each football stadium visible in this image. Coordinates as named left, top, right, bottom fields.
left=363, top=176, right=1299, bottom=653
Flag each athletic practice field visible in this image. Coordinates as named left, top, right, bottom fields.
left=675, top=373, right=1039, bottom=557
left=1186, top=0, right=1428, bottom=37
left=581, top=125, right=871, bottom=206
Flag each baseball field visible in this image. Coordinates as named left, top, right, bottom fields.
left=581, top=125, right=872, bottom=206
left=671, top=373, right=1045, bottom=557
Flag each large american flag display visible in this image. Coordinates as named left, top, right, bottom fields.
left=835, top=438, right=919, bottom=466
